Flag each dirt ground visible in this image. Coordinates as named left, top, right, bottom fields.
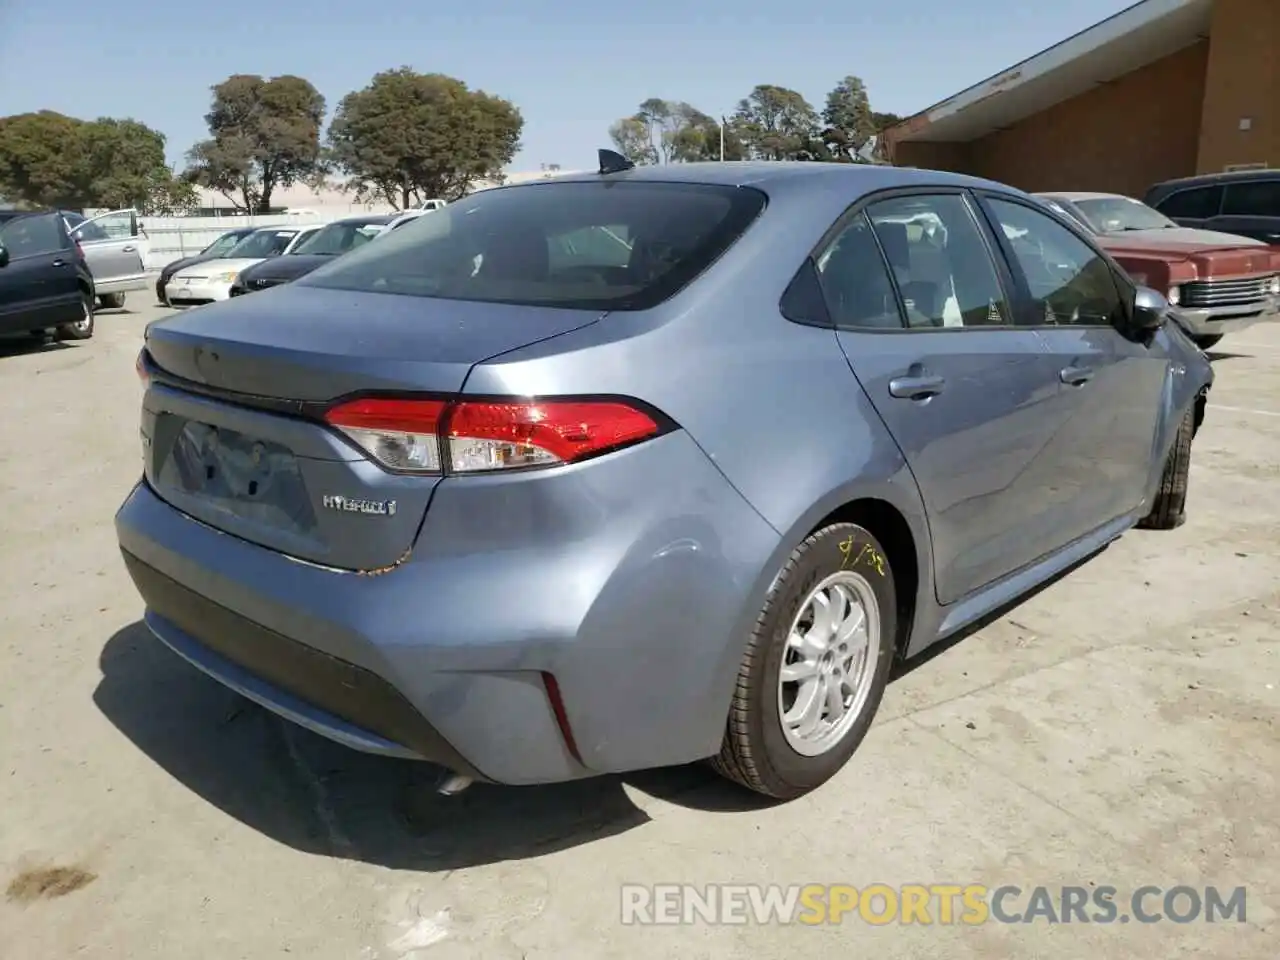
left=1, top=301, right=1277, bottom=959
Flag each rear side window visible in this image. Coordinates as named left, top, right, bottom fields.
left=0, top=213, right=65, bottom=258
left=1222, top=179, right=1280, bottom=217
left=300, top=181, right=768, bottom=311
left=1155, top=185, right=1223, bottom=219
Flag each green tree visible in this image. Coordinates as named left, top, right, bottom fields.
left=608, top=115, right=658, bottom=165
left=0, top=111, right=87, bottom=207
left=872, top=111, right=904, bottom=132
left=822, top=75, right=877, bottom=159
left=328, top=68, right=522, bottom=209
left=731, top=85, right=820, bottom=161
left=185, top=74, right=326, bottom=212
left=0, top=110, right=194, bottom=211
left=608, top=100, right=744, bottom=163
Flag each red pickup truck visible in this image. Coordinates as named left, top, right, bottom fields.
left=1036, top=192, right=1280, bottom=349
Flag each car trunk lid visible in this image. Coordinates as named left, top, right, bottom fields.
left=141, top=285, right=604, bottom=570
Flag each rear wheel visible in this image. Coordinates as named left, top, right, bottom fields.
left=57, top=294, right=95, bottom=341
left=1137, top=408, right=1194, bottom=530
left=1192, top=334, right=1222, bottom=350
left=99, top=292, right=126, bottom=309
left=712, top=523, right=897, bottom=800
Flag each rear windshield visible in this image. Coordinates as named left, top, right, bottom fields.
left=299, top=180, right=768, bottom=311
left=292, top=220, right=386, bottom=256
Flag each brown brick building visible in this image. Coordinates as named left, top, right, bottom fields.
left=885, top=0, right=1278, bottom=197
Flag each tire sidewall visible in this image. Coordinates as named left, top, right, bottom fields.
left=750, top=523, right=897, bottom=794
left=57, top=295, right=94, bottom=341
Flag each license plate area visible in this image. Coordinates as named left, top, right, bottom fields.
left=155, top=418, right=318, bottom=535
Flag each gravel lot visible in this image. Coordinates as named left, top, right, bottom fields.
left=1, top=301, right=1277, bottom=959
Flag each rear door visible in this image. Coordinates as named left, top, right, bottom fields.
left=67, top=208, right=147, bottom=292
left=977, top=194, right=1167, bottom=539
left=821, top=190, right=1066, bottom=604
left=0, top=213, right=78, bottom=332
left=1215, top=177, right=1280, bottom=244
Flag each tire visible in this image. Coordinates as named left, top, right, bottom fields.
left=1192, top=334, right=1222, bottom=350
left=712, top=522, right=898, bottom=799
left=56, top=293, right=95, bottom=341
left=1137, top=408, right=1193, bottom=530
left=98, top=292, right=126, bottom=309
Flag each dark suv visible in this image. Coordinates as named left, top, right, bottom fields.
left=1144, top=170, right=1280, bottom=246
left=0, top=211, right=97, bottom=341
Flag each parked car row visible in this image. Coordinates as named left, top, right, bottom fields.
left=156, top=210, right=431, bottom=307
left=0, top=206, right=150, bottom=342
left=1030, top=169, right=1280, bottom=350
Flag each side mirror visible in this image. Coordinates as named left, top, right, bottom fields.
left=1132, top=285, right=1169, bottom=333
left=0, top=243, right=8, bottom=268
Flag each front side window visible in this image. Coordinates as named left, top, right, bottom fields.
left=0, top=213, right=65, bottom=258
left=300, top=181, right=767, bottom=311
left=866, top=193, right=1011, bottom=328
left=1155, top=186, right=1223, bottom=220
left=986, top=197, right=1125, bottom=328
left=1222, top=179, right=1280, bottom=218
left=227, top=229, right=298, bottom=258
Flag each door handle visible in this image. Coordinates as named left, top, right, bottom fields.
left=888, top=374, right=946, bottom=400
left=51, top=258, right=68, bottom=267
left=1060, top=365, right=1094, bottom=386
left=122, top=245, right=136, bottom=252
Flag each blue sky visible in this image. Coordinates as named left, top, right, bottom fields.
left=0, top=0, right=1134, bottom=173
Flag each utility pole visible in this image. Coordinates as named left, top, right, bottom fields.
left=719, top=117, right=727, bottom=161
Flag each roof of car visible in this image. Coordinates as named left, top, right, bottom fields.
left=335, top=214, right=396, bottom=225
left=507, top=161, right=1023, bottom=198
left=1148, top=169, right=1280, bottom=191
left=1037, top=191, right=1132, bottom=202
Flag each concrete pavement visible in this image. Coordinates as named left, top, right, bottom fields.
left=0, top=302, right=1276, bottom=958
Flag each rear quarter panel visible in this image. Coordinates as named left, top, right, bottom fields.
left=461, top=182, right=935, bottom=722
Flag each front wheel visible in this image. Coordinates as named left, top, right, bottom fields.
left=1137, top=408, right=1194, bottom=530
left=1192, top=334, right=1222, bottom=350
left=56, top=294, right=95, bottom=341
left=711, top=522, right=897, bottom=799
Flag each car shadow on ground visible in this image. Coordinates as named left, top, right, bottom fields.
left=94, top=622, right=776, bottom=872
left=1206, top=350, right=1251, bottom=363
left=0, top=336, right=73, bottom=357
left=95, top=549, right=1105, bottom=872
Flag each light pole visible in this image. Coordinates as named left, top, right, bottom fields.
left=719, top=117, right=727, bottom=161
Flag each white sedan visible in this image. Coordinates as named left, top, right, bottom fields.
left=165, top=225, right=321, bottom=306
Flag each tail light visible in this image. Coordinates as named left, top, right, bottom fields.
left=135, top=349, right=150, bottom=387
left=322, top=396, right=664, bottom=474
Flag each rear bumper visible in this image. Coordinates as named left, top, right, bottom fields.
left=114, top=431, right=781, bottom=785
left=1173, top=293, right=1279, bottom=338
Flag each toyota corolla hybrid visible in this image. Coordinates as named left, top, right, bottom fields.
left=117, top=157, right=1211, bottom=800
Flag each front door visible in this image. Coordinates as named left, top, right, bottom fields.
left=818, top=191, right=1067, bottom=604
left=66, top=209, right=146, bottom=293
left=977, top=195, right=1167, bottom=540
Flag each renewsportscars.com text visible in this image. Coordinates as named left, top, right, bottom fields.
left=620, top=883, right=1247, bottom=926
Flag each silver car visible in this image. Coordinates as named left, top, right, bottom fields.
left=62, top=208, right=149, bottom=309
left=118, top=160, right=1213, bottom=800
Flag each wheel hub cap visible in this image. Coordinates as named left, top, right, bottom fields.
left=777, top=570, right=880, bottom=757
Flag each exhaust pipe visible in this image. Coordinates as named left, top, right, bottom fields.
left=437, top=772, right=474, bottom=796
